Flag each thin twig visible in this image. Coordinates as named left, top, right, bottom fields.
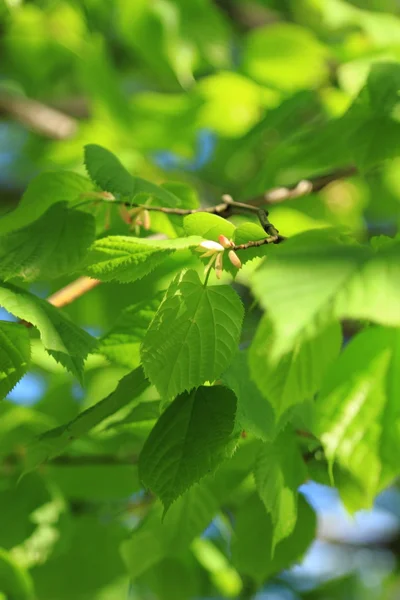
left=248, top=166, right=357, bottom=207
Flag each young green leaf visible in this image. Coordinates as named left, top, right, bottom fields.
left=0, top=283, right=96, bottom=381
left=141, top=269, right=244, bottom=401
left=222, top=351, right=276, bottom=441
left=0, top=172, right=93, bottom=236
left=254, top=429, right=307, bottom=551
left=139, top=385, right=238, bottom=512
left=314, top=326, right=400, bottom=506
left=83, top=235, right=202, bottom=283
left=0, top=202, right=96, bottom=281
left=251, top=230, right=400, bottom=356
left=84, top=144, right=181, bottom=205
left=183, top=213, right=235, bottom=241
left=249, top=315, right=342, bottom=418
left=0, top=322, right=31, bottom=400
left=98, top=295, right=163, bottom=368
left=24, top=366, right=149, bottom=472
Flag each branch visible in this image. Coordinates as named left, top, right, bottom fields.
left=36, top=166, right=355, bottom=309
left=249, top=166, right=357, bottom=207
left=0, top=93, right=78, bottom=140
left=46, top=276, right=101, bottom=308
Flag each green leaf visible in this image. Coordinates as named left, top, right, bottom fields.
left=231, top=492, right=315, bottom=584
left=98, top=295, right=162, bottom=368
left=0, top=283, right=96, bottom=380
left=0, top=172, right=92, bottom=236
left=24, top=366, right=149, bottom=472
left=366, top=62, right=400, bottom=115
left=251, top=230, right=400, bottom=356
left=121, top=484, right=219, bottom=579
left=249, top=315, right=342, bottom=418
left=254, top=429, right=307, bottom=551
left=314, top=326, right=400, bottom=505
left=350, top=117, right=400, bottom=170
left=83, top=235, right=202, bottom=283
left=0, top=202, right=96, bottom=282
left=122, top=443, right=256, bottom=579
left=0, top=548, right=34, bottom=600
left=84, top=144, right=181, bottom=205
left=183, top=213, right=235, bottom=242
left=139, top=385, right=238, bottom=512
left=222, top=350, right=275, bottom=441
left=0, top=322, right=30, bottom=400
left=141, top=269, right=244, bottom=401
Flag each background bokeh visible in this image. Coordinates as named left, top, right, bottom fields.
left=2, top=1, right=400, bottom=599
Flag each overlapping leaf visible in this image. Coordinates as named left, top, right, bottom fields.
left=254, top=430, right=307, bottom=551
left=84, top=144, right=181, bottom=205
left=24, top=366, right=149, bottom=472
left=314, top=326, right=400, bottom=505
left=0, top=172, right=93, bottom=235
left=141, top=269, right=244, bottom=401
left=0, top=322, right=30, bottom=400
left=0, top=283, right=96, bottom=380
left=232, top=493, right=315, bottom=583
left=0, top=202, right=95, bottom=281
left=139, top=385, right=238, bottom=512
left=98, top=295, right=162, bottom=368
left=222, top=351, right=275, bottom=441
left=249, top=315, right=342, bottom=418
left=251, top=230, right=400, bottom=356
left=83, top=235, right=202, bottom=283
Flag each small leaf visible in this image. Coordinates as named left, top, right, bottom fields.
left=249, top=315, right=342, bottom=418
left=0, top=171, right=93, bottom=235
left=0, top=283, right=96, bottom=381
left=83, top=235, right=202, bottom=283
left=0, top=202, right=96, bottom=282
left=0, top=322, right=30, bottom=400
left=184, top=213, right=235, bottom=241
left=98, top=295, right=162, bottom=368
left=141, top=269, right=244, bottom=401
left=254, top=430, right=307, bottom=551
left=314, top=326, right=400, bottom=505
left=24, top=366, right=149, bottom=472
left=139, top=385, right=238, bottom=512
left=84, top=144, right=181, bottom=205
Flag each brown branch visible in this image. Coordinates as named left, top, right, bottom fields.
left=0, top=93, right=78, bottom=140
left=46, top=276, right=101, bottom=309
left=249, top=166, right=357, bottom=207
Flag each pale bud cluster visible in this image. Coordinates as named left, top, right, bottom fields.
left=196, top=235, right=242, bottom=280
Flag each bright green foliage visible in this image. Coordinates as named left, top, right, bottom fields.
left=84, top=144, right=181, bottom=205
left=98, top=295, right=162, bottom=368
left=0, top=173, right=93, bottom=235
left=141, top=269, right=244, bottom=401
left=0, top=322, right=30, bottom=400
left=251, top=231, right=400, bottom=356
left=249, top=315, right=342, bottom=418
left=314, top=326, right=400, bottom=504
left=0, top=202, right=95, bottom=281
left=0, top=283, right=96, bottom=380
left=0, top=548, right=34, bottom=600
left=254, top=430, right=307, bottom=550
left=139, top=386, right=238, bottom=512
left=24, top=366, right=148, bottom=472
left=83, top=235, right=203, bottom=283
left=4, top=1, right=400, bottom=598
